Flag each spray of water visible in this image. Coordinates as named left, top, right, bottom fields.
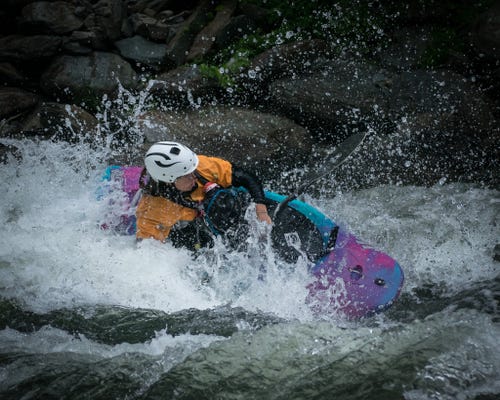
left=1, top=83, right=499, bottom=399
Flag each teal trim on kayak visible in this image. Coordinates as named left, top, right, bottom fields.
left=264, top=191, right=336, bottom=247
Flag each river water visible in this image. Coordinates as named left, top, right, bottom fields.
left=0, top=138, right=499, bottom=400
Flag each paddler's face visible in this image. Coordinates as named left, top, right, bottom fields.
left=174, top=172, right=197, bottom=192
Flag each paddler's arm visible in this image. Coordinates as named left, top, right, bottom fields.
left=232, top=166, right=272, bottom=224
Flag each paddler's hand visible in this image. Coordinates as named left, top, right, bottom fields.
left=255, top=203, right=272, bottom=224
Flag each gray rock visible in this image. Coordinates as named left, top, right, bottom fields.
left=269, top=58, right=495, bottom=142
left=150, top=64, right=223, bottom=107
left=21, top=1, right=83, bottom=34
left=0, top=62, right=28, bottom=85
left=214, top=14, right=258, bottom=51
left=166, top=0, right=215, bottom=67
left=186, top=0, right=238, bottom=62
left=247, top=39, right=330, bottom=83
left=40, top=52, right=139, bottom=102
left=128, top=0, right=189, bottom=15
left=388, top=69, right=495, bottom=133
left=269, top=59, right=392, bottom=141
left=91, top=0, right=126, bottom=42
left=0, top=35, right=62, bottom=61
left=0, top=87, right=39, bottom=119
left=62, top=31, right=96, bottom=54
left=138, top=106, right=312, bottom=178
left=125, top=13, right=174, bottom=42
left=374, top=26, right=433, bottom=71
left=115, top=35, right=170, bottom=71
left=20, top=102, right=98, bottom=142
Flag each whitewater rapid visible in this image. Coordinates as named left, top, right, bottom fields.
left=1, top=139, right=499, bottom=399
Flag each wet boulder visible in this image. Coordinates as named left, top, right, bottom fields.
left=166, top=0, right=215, bottom=67
left=20, top=1, right=84, bottom=34
left=185, top=0, right=238, bottom=62
left=62, top=30, right=97, bottom=54
left=237, top=39, right=331, bottom=107
left=245, top=39, right=330, bottom=85
left=268, top=58, right=392, bottom=142
left=149, top=64, right=224, bottom=108
left=0, top=87, right=39, bottom=120
left=0, top=35, right=62, bottom=61
left=122, top=12, right=174, bottom=42
left=213, top=14, right=258, bottom=52
left=138, top=106, right=312, bottom=178
left=40, top=52, right=139, bottom=104
left=0, top=62, right=28, bottom=85
left=19, top=102, right=98, bottom=142
left=269, top=58, right=496, bottom=143
left=115, top=35, right=171, bottom=71
left=387, top=69, right=495, bottom=134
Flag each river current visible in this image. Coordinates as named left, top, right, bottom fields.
left=0, top=139, right=498, bottom=399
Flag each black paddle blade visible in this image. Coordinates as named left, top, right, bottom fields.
left=298, top=132, right=367, bottom=193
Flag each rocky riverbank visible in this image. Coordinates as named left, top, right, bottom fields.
left=0, top=0, right=498, bottom=188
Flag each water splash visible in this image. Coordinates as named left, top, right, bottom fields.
left=1, top=136, right=499, bottom=399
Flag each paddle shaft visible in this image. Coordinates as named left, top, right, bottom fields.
left=273, top=132, right=367, bottom=219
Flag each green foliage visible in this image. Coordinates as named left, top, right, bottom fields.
left=197, top=0, right=392, bottom=81
left=199, top=64, right=231, bottom=87
left=196, top=0, right=396, bottom=90
left=238, top=0, right=391, bottom=48
left=198, top=0, right=496, bottom=84
left=214, top=31, right=267, bottom=65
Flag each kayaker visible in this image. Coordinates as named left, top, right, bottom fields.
left=135, top=141, right=271, bottom=249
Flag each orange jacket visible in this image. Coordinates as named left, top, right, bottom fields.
left=136, top=155, right=233, bottom=242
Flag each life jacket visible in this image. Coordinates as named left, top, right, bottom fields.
left=135, top=155, right=233, bottom=242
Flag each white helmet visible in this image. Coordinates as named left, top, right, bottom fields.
left=144, top=141, right=199, bottom=183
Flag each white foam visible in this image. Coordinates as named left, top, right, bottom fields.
left=310, top=183, right=499, bottom=295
